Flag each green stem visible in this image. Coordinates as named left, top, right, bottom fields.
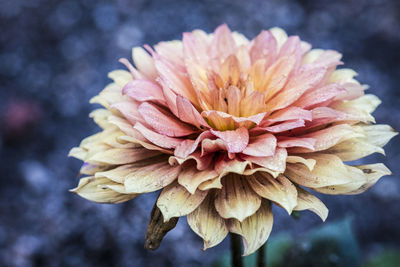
left=230, top=233, right=243, bottom=267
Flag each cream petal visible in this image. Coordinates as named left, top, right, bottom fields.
left=285, top=154, right=363, bottom=188
left=228, top=200, right=273, bottom=256
left=328, top=68, right=358, bottom=83
left=248, top=173, right=297, bottom=214
left=323, top=138, right=385, bottom=161
left=214, top=174, right=261, bottom=222
left=80, top=163, right=109, bottom=175
left=124, top=162, right=181, bottom=193
left=187, top=192, right=229, bottom=250
left=361, top=124, right=398, bottom=147
left=107, top=70, right=133, bottom=87
left=286, top=156, right=316, bottom=171
left=89, top=108, right=112, bottom=129
left=87, top=147, right=161, bottom=165
left=68, top=147, right=87, bottom=161
left=157, top=181, right=209, bottom=222
left=293, top=186, right=328, bottom=221
left=178, top=165, right=218, bottom=194
left=347, top=164, right=391, bottom=194
left=269, top=27, right=288, bottom=49
left=71, top=177, right=137, bottom=204
left=132, top=47, right=158, bottom=79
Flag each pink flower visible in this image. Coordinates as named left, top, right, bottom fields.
left=70, top=24, right=397, bottom=255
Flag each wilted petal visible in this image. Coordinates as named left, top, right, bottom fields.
left=228, top=200, right=273, bottom=256
left=214, top=174, right=261, bottom=222
left=347, top=164, right=391, bottom=194
left=71, top=177, right=137, bottom=204
left=87, top=148, right=161, bottom=165
left=242, top=148, right=287, bottom=176
left=187, top=192, right=228, bottom=250
left=157, top=181, right=208, bottom=222
left=286, top=156, right=315, bottom=171
left=248, top=173, right=297, bottom=214
left=293, top=186, right=328, bottom=221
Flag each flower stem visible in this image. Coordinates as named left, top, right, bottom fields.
left=257, top=242, right=267, bottom=267
left=230, top=233, right=243, bottom=267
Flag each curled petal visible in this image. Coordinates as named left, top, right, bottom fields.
left=293, top=186, right=328, bottom=221
left=248, top=173, right=297, bottom=214
left=214, top=174, right=261, bottom=222
left=71, top=177, right=137, bottom=204
left=178, top=165, right=218, bottom=194
left=242, top=134, right=277, bottom=157
left=242, top=148, right=287, bottom=176
left=187, top=192, right=228, bottom=250
left=134, top=122, right=183, bottom=149
left=228, top=200, right=273, bottom=256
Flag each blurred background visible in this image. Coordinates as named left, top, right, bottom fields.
left=1, top=0, right=400, bottom=266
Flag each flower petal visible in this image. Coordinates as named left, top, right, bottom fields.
left=241, top=148, right=287, bottom=176
left=242, top=133, right=277, bottom=157
left=176, top=95, right=209, bottom=128
left=124, top=162, right=181, bottom=193
left=178, top=165, right=218, bottom=194
left=214, top=174, right=261, bottom=222
left=293, top=186, right=328, bottom=221
left=87, top=147, right=161, bottom=165
left=187, top=192, right=228, bottom=250
left=71, top=177, right=137, bottom=204
left=347, top=164, right=391, bottom=195
left=134, top=122, right=183, bottom=149
left=138, top=102, right=196, bottom=137
left=228, top=200, right=273, bottom=256
left=248, top=173, right=297, bottom=214
left=123, top=80, right=166, bottom=104
left=210, top=127, right=249, bottom=153
left=157, top=181, right=208, bottom=222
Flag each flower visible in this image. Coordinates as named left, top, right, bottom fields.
left=69, top=24, right=397, bottom=255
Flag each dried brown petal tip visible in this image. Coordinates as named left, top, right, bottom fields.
left=144, top=201, right=179, bottom=250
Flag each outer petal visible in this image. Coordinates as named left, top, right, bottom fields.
left=187, top=192, right=229, bottom=250
left=214, top=174, right=261, bottom=222
left=248, top=173, right=297, bottom=214
left=157, top=181, right=209, bottom=222
left=347, top=164, right=391, bottom=194
left=293, top=186, right=328, bottom=221
left=285, top=154, right=364, bottom=188
left=178, top=165, right=218, bottom=194
left=123, top=80, right=166, bottom=104
left=71, top=177, right=137, bottom=204
left=124, top=162, right=181, bottom=193
left=87, top=148, right=161, bottom=165
left=228, top=200, right=273, bottom=256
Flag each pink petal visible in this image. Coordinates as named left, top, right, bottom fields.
left=334, top=82, right=366, bottom=101
left=278, top=36, right=302, bottom=71
left=134, top=122, right=182, bottom=149
left=201, top=138, right=227, bottom=155
left=154, top=42, right=185, bottom=68
left=176, top=95, right=209, bottom=129
left=263, top=120, right=305, bottom=133
left=277, top=137, right=316, bottom=150
left=242, top=133, right=277, bottom=157
left=250, top=30, right=277, bottom=66
left=122, top=80, right=166, bottom=104
left=158, top=78, right=179, bottom=116
left=182, top=32, right=209, bottom=67
left=265, top=107, right=312, bottom=124
left=138, top=102, right=195, bottom=137
left=169, top=151, right=214, bottom=171
left=292, top=83, right=346, bottom=109
left=111, top=101, right=145, bottom=125
left=267, top=65, right=327, bottom=112
left=211, top=127, right=249, bottom=153
left=174, top=131, right=214, bottom=158
left=210, top=24, right=236, bottom=63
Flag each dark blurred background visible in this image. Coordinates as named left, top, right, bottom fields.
left=0, top=0, right=399, bottom=266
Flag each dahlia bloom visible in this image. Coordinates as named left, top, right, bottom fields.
left=69, top=24, right=397, bottom=255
